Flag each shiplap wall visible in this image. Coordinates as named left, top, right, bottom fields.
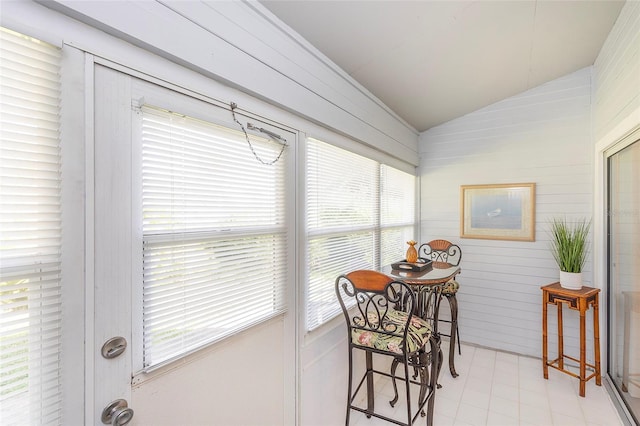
left=592, top=0, right=640, bottom=395
left=593, top=1, right=640, bottom=144
left=418, top=68, right=594, bottom=358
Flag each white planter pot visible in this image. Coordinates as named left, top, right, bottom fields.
left=560, top=271, right=583, bottom=290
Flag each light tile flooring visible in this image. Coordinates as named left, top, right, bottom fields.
left=350, top=342, right=624, bottom=426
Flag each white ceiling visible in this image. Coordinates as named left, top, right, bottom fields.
left=260, top=0, right=625, bottom=132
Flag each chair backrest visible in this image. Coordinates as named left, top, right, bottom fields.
left=418, top=239, right=462, bottom=267
left=335, top=270, right=417, bottom=352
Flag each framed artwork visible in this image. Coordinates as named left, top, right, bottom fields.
left=460, top=183, right=536, bottom=241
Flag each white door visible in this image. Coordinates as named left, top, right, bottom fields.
left=91, top=63, right=296, bottom=426
left=607, top=136, right=640, bottom=422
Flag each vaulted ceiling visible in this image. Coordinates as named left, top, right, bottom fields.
left=261, top=1, right=625, bottom=132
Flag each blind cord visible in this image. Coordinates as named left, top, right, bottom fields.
left=230, top=102, right=286, bottom=166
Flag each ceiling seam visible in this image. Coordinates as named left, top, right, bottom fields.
left=527, top=0, right=539, bottom=89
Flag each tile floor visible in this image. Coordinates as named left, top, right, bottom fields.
left=350, top=342, right=624, bottom=426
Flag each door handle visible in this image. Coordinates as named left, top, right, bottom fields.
left=101, top=399, right=134, bottom=426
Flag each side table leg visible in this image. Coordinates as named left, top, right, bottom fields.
left=579, top=308, right=586, bottom=397
left=542, top=292, right=549, bottom=379
left=558, top=303, right=564, bottom=370
left=594, top=294, right=602, bottom=386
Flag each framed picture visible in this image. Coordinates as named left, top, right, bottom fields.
left=460, top=183, right=536, bottom=241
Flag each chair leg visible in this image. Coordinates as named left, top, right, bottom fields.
left=447, top=294, right=459, bottom=378
left=403, top=356, right=413, bottom=426
left=365, top=351, right=374, bottom=417
left=345, top=348, right=353, bottom=426
left=389, top=358, right=400, bottom=407
left=417, top=350, right=429, bottom=418
left=426, top=335, right=439, bottom=426
left=435, top=334, right=443, bottom=388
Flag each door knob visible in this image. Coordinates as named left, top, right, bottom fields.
left=101, top=336, right=127, bottom=359
left=101, top=399, right=134, bottom=426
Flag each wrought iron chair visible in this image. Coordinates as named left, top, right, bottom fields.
left=335, top=270, right=439, bottom=426
left=418, top=240, right=462, bottom=377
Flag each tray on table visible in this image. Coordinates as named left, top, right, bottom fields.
left=391, top=259, right=433, bottom=272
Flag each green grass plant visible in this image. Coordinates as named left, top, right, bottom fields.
left=550, top=217, right=591, bottom=273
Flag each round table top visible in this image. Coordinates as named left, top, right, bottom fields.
left=381, top=264, right=460, bottom=285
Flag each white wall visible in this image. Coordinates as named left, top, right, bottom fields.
left=416, top=0, right=640, bottom=364
left=592, top=1, right=640, bottom=283
left=593, top=1, right=640, bottom=145
left=418, top=67, right=594, bottom=358
left=592, top=0, right=640, bottom=393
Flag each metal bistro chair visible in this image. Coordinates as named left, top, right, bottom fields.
left=335, top=270, right=440, bottom=426
left=418, top=240, right=462, bottom=377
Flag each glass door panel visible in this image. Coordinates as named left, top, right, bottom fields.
left=608, top=138, right=640, bottom=424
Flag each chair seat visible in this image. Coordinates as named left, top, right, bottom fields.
left=442, top=279, right=459, bottom=295
left=352, top=309, right=432, bottom=355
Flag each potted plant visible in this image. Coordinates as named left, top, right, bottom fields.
left=550, top=217, right=591, bottom=289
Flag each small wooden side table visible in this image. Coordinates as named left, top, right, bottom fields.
left=541, top=282, right=601, bottom=397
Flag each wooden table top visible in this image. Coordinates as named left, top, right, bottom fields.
left=541, top=282, right=600, bottom=298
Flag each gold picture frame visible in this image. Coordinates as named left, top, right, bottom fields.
left=460, top=183, right=536, bottom=241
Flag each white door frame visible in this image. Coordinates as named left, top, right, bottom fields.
left=89, top=58, right=299, bottom=425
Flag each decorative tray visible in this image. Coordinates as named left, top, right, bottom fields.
left=391, top=259, right=433, bottom=272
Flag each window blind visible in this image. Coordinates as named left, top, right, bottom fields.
left=380, top=164, right=416, bottom=267
left=306, top=138, right=416, bottom=331
left=140, top=106, right=287, bottom=370
left=0, top=27, right=62, bottom=424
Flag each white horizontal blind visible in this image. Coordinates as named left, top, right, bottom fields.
left=380, top=165, right=416, bottom=267
left=0, top=27, right=62, bottom=425
left=306, top=138, right=416, bottom=331
left=141, top=106, right=287, bottom=370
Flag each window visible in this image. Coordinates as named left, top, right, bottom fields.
left=0, top=27, right=62, bottom=424
left=140, top=106, right=288, bottom=370
left=306, top=138, right=416, bottom=331
left=380, top=164, right=418, bottom=266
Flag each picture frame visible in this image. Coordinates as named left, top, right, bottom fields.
left=460, top=183, right=536, bottom=241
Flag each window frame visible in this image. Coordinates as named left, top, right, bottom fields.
left=128, top=81, right=298, bottom=373
left=304, top=137, right=417, bottom=332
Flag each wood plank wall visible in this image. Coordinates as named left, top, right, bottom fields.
left=593, top=1, right=640, bottom=386
left=418, top=68, right=594, bottom=358
left=594, top=1, right=640, bottom=143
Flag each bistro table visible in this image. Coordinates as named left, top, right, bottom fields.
left=382, top=263, right=462, bottom=377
